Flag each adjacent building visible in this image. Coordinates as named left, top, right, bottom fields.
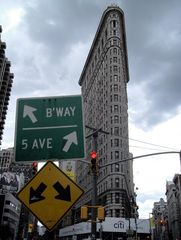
left=0, top=146, right=38, bottom=239
left=0, top=192, right=21, bottom=240
left=76, top=5, right=134, bottom=220
left=166, top=174, right=181, bottom=239
left=150, top=175, right=181, bottom=240
left=152, top=198, right=169, bottom=240
left=0, top=147, right=14, bottom=171
left=0, top=25, right=14, bottom=145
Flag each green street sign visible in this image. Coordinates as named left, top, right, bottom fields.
left=15, top=95, right=85, bottom=162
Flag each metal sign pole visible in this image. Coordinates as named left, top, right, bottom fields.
left=91, top=132, right=98, bottom=240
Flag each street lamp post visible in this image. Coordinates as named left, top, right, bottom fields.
left=121, top=206, right=132, bottom=238
left=99, top=222, right=103, bottom=240
left=133, top=188, right=139, bottom=240
left=149, top=212, right=153, bottom=240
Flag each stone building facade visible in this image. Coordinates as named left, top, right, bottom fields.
left=76, top=5, right=134, bottom=219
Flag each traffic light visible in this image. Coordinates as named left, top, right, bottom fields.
left=97, top=207, right=105, bottom=221
left=32, top=162, right=38, bottom=175
left=28, top=223, right=33, bottom=233
left=90, top=151, right=97, bottom=171
left=80, top=206, right=88, bottom=220
left=159, top=219, right=165, bottom=226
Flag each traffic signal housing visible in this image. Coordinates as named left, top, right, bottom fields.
left=32, top=162, right=38, bottom=175
left=80, top=206, right=88, bottom=220
left=90, top=151, right=97, bottom=172
left=98, top=207, right=105, bottom=221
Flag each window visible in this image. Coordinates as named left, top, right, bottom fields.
left=113, top=30, right=118, bottom=36
left=113, top=20, right=118, bottom=28
left=121, top=178, right=124, bottom=188
left=114, top=105, right=118, bottom=113
left=113, top=57, right=117, bottom=63
left=120, top=139, right=122, bottom=148
left=113, top=39, right=117, bottom=45
left=115, top=192, right=120, bottom=203
left=114, top=139, right=119, bottom=147
left=105, top=29, right=107, bottom=39
left=110, top=20, right=118, bottom=29
left=114, top=84, right=118, bottom=92
left=95, top=54, right=97, bottom=62
left=101, top=40, right=104, bottom=50
left=114, top=75, right=118, bottom=82
left=114, top=127, right=119, bottom=136
left=115, top=151, right=119, bottom=159
left=98, top=47, right=100, bottom=55
left=113, top=48, right=117, bottom=54
left=114, top=94, right=118, bottom=101
left=115, top=164, right=119, bottom=172
left=114, top=115, right=119, bottom=123
left=113, top=65, right=118, bottom=72
left=110, top=116, right=113, bottom=124
left=115, top=178, right=120, bottom=188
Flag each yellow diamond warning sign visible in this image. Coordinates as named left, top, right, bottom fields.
left=16, top=161, right=84, bottom=231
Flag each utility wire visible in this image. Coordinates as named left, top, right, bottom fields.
left=128, top=137, right=178, bottom=151
left=86, top=125, right=179, bottom=150
left=129, top=145, right=168, bottom=152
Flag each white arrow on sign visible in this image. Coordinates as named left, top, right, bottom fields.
left=62, top=131, right=78, bottom=152
left=23, top=105, right=38, bottom=123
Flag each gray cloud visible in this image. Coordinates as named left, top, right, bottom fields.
left=23, top=0, right=107, bottom=58
left=1, top=0, right=181, bottom=131
left=123, top=0, right=181, bottom=128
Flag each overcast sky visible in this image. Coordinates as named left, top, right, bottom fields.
left=1, top=0, right=181, bottom=218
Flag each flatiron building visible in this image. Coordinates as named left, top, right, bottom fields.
left=76, top=5, right=134, bottom=218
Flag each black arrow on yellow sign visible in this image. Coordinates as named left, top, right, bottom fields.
left=53, top=181, right=71, bottom=201
left=29, top=182, right=47, bottom=204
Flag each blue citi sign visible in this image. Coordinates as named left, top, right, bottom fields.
left=114, top=220, right=124, bottom=229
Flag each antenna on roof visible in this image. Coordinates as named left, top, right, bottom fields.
left=111, top=3, right=118, bottom=7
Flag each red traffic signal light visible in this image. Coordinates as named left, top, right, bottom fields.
left=90, top=151, right=97, bottom=171
left=32, top=162, right=38, bottom=175
left=90, top=151, right=97, bottom=159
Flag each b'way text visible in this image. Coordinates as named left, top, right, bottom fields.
left=46, top=106, right=76, bottom=118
